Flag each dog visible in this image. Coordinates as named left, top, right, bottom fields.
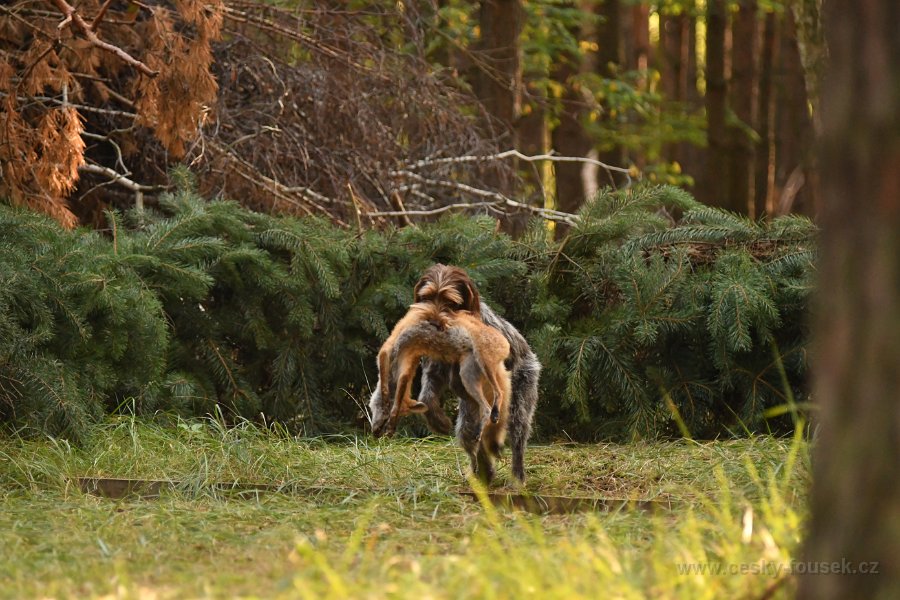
left=369, top=264, right=540, bottom=484
left=412, top=264, right=482, bottom=320
left=377, top=302, right=511, bottom=438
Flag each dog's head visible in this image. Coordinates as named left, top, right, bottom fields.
left=413, top=264, right=481, bottom=318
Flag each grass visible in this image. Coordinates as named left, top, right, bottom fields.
left=0, top=417, right=809, bottom=599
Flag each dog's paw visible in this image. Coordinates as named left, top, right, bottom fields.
left=490, top=405, right=500, bottom=424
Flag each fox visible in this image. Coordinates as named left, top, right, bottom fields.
left=375, top=302, right=511, bottom=437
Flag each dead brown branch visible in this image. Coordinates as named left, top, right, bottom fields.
left=47, top=0, right=158, bottom=77
left=90, top=0, right=115, bottom=32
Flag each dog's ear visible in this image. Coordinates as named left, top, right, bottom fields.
left=460, top=279, right=481, bottom=317
left=414, top=264, right=446, bottom=302
left=413, top=275, right=431, bottom=302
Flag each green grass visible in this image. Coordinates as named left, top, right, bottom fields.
left=0, top=417, right=809, bottom=599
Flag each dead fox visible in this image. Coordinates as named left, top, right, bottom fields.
left=375, top=302, right=511, bottom=436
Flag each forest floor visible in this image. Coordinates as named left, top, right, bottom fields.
left=0, top=418, right=808, bottom=599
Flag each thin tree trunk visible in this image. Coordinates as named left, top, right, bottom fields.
left=790, top=0, right=824, bottom=134
left=774, top=11, right=815, bottom=216
left=704, top=0, right=729, bottom=208
left=593, top=0, right=624, bottom=185
left=798, top=1, right=900, bottom=599
left=515, top=80, right=549, bottom=218
left=755, top=10, right=778, bottom=216
left=685, top=3, right=700, bottom=109
left=728, top=0, right=759, bottom=216
left=630, top=4, right=650, bottom=73
left=550, top=58, right=591, bottom=234
left=660, top=11, right=686, bottom=102
left=680, top=3, right=704, bottom=193
left=476, top=0, right=524, bottom=231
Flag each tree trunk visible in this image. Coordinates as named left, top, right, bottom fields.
left=659, top=8, right=691, bottom=175
left=476, top=0, right=525, bottom=231
left=550, top=58, right=592, bottom=234
left=685, top=3, right=700, bottom=109
left=798, top=2, right=900, bottom=599
left=515, top=79, right=549, bottom=229
left=728, top=0, right=759, bottom=216
left=476, top=0, right=524, bottom=145
left=592, top=0, right=624, bottom=185
left=630, top=4, right=650, bottom=73
left=755, top=10, right=778, bottom=216
left=704, top=0, right=729, bottom=208
left=680, top=3, right=704, bottom=192
left=550, top=1, right=604, bottom=235
left=774, top=11, right=815, bottom=216
left=660, top=11, right=687, bottom=102
left=790, top=0, right=824, bottom=134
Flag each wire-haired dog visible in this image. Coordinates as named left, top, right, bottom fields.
left=369, top=264, right=540, bottom=484
left=375, top=302, right=511, bottom=439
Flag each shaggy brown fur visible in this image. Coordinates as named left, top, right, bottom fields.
left=413, top=264, right=482, bottom=318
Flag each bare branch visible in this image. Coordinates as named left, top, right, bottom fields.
left=206, top=140, right=345, bottom=225
left=90, top=0, right=115, bottom=32
left=48, top=0, right=158, bottom=77
left=0, top=92, right=138, bottom=118
left=368, top=202, right=501, bottom=218
left=398, top=149, right=634, bottom=180
left=390, top=170, right=580, bottom=226
left=221, top=6, right=376, bottom=76
left=79, top=164, right=160, bottom=192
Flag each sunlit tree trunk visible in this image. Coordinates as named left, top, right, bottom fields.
left=799, top=1, right=900, bottom=599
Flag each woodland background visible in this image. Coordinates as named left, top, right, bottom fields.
left=1, top=0, right=823, bottom=226
left=0, top=0, right=823, bottom=441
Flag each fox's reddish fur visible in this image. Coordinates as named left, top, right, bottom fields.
left=377, top=302, right=511, bottom=436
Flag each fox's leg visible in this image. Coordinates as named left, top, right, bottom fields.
left=459, top=355, right=493, bottom=417
left=377, top=345, right=392, bottom=404
left=486, top=363, right=508, bottom=424
left=388, top=353, right=428, bottom=433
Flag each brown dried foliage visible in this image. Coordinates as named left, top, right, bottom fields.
left=0, top=1, right=223, bottom=227
left=1, top=2, right=512, bottom=228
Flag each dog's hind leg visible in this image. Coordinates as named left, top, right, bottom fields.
left=455, top=393, right=486, bottom=480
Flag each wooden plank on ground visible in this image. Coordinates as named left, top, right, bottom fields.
left=76, top=477, right=678, bottom=514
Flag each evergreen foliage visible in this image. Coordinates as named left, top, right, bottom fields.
left=523, top=188, right=815, bottom=439
left=0, top=182, right=816, bottom=442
